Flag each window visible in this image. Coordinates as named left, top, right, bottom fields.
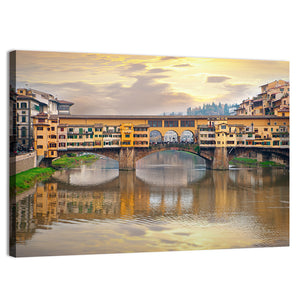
left=60, top=128, right=65, bottom=131
left=21, top=127, right=27, bottom=137
left=125, top=134, right=130, bottom=138
left=51, top=127, right=55, bottom=131
left=37, top=135, right=43, bottom=139
left=22, top=116, right=26, bottom=122
left=181, top=120, right=195, bottom=127
left=164, top=120, right=178, bottom=127
left=88, top=128, right=92, bottom=132
left=37, top=127, right=43, bottom=130
left=37, top=145, right=43, bottom=149
left=221, top=125, right=226, bottom=129
left=59, top=135, right=65, bottom=139
left=21, top=102, right=27, bottom=109
left=148, top=120, right=162, bottom=127
left=59, top=143, right=66, bottom=147
left=22, top=111, right=26, bottom=114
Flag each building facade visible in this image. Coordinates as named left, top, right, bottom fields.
left=33, top=114, right=289, bottom=159
left=16, top=88, right=73, bottom=151
left=236, top=80, right=290, bottom=117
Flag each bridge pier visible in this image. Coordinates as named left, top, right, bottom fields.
left=206, top=147, right=229, bottom=170
left=119, top=147, right=136, bottom=171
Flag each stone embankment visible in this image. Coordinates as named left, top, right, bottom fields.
left=10, top=152, right=37, bottom=176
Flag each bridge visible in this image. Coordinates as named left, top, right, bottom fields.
left=57, top=142, right=289, bottom=170
left=33, top=113, right=289, bottom=170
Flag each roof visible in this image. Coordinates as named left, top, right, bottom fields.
left=17, top=96, right=47, bottom=106
left=57, top=100, right=74, bottom=105
left=35, top=112, right=48, bottom=118
left=134, top=124, right=150, bottom=128
left=278, top=107, right=289, bottom=112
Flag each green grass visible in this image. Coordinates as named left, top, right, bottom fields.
left=230, top=157, right=257, bottom=164
left=230, top=157, right=284, bottom=167
left=10, top=154, right=99, bottom=194
left=10, top=167, right=55, bottom=194
left=52, top=154, right=98, bottom=168
left=258, top=160, right=283, bottom=167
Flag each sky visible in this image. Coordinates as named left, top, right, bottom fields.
left=15, top=51, right=289, bottom=115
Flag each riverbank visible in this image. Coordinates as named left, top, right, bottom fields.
left=52, top=154, right=98, bottom=169
left=10, top=167, right=56, bottom=194
left=10, top=154, right=99, bottom=194
left=229, top=157, right=285, bottom=167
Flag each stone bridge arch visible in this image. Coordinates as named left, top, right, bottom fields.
left=228, top=147, right=289, bottom=165
left=163, top=130, right=180, bottom=143
left=150, top=130, right=163, bottom=143
left=180, top=130, right=195, bottom=143
left=135, top=145, right=214, bottom=165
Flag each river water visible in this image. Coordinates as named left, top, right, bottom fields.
left=14, top=151, right=289, bottom=257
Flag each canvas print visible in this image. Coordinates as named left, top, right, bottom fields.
left=9, top=51, right=289, bottom=257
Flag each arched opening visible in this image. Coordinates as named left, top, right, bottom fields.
left=150, top=130, right=163, bottom=144
left=180, top=130, right=194, bottom=143
left=164, top=130, right=178, bottom=143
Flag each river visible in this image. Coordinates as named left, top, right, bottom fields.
left=13, top=151, right=289, bottom=257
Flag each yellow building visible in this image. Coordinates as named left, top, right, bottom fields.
left=133, top=124, right=150, bottom=147
left=120, top=123, right=134, bottom=147
left=33, top=114, right=289, bottom=159
left=198, top=116, right=289, bottom=149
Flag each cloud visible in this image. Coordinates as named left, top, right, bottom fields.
left=119, top=63, right=147, bottom=75
left=206, top=76, right=231, bottom=83
left=172, top=64, right=191, bottom=68
left=160, top=56, right=178, bottom=61
left=147, top=68, right=169, bottom=73
left=21, top=72, right=196, bottom=115
left=211, top=82, right=255, bottom=103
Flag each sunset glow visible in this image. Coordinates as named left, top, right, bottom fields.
left=16, top=51, right=289, bottom=115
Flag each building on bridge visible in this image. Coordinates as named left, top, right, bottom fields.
left=32, top=114, right=289, bottom=169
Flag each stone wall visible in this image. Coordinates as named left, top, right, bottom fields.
left=208, top=147, right=229, bottom=170
left=10, top=151, right=37, bottom=176
left=119, top=148, right=136, bottom=170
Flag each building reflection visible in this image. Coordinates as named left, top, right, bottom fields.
left=15, top=166, right=289, bottom=244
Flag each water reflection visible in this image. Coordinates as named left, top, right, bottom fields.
left=14, top=151, right=289, bottom=257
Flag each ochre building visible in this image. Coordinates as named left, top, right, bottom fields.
left=33, top=114, right=289, bottom=159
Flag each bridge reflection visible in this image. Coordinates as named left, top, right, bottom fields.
left=15, top=166, right=289, bottom=244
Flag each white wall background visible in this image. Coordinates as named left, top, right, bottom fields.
left=1, top=1, right=299, bottom=299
